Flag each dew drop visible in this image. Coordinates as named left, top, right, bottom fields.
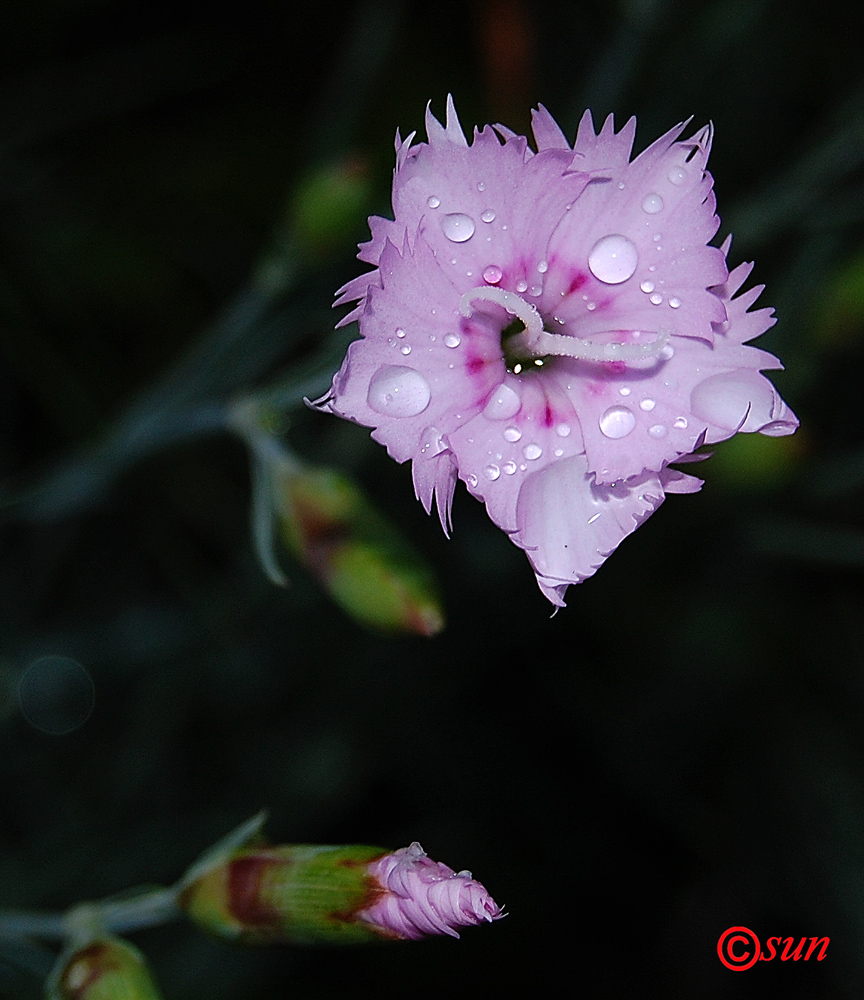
left=426, top=195, right=441, bottom=209
left=648, top=423, right=668, bottom=438
left=443, top=333, right=461, bottom=348
left=441, top=213, right=475, bottom=243
left=659, top=344, right=675, bottom=360
left=503, top=461, right=517, bottom=475
left=537, top=260, right=549, bottom=273
left=639, top=398, right=656, bottom=411
left=587, top=512, right=602, bottom=524
left=619, top=387, right=631, bottom=396
left=483, top=384, right=521, bottom=420
left=401, top=345, right=412, bottom=355
left=477, top=181, right=486, bottom=192
left=641, top=193, right=664, bottom=214
left=586, top=301, right=596, bottom=311
left=588, top=234, right=639, bottom=284
left=467, top=473, right=478, bottom=487
left=640, top=280, right=655, bottom=294
left=529, top=285, right=542, bottom=297
left=668, top=167, right=687, bottom=185
left=515, top=279, right=528, bottom=293
left=396, top=328, right=406, bottom=338
left=523, top=443, right=542, bottom=460
left=599, top=405, right=636, bottom=439
left=420, top=426, right=447, bottom=455
left=483, top=264, right=503, bottom=284
left=367, top=366, right=431, bottom=417
left=673, top=417, right=688, bottom=429
left=483, top=463, right=500, bottom=481
left=669, top=297, right=681, bottom=309
left=649, top=293, right=663, bottom=305
left=554, top=448, right=563, bottom=457
left=503, top=425, right=522, bottom=442
left=555, top=423, right=571, bottom=437
left=480, top=209, right=496, bottom=223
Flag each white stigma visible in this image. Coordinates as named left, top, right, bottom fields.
left=459, top=286, right=671, bottom=364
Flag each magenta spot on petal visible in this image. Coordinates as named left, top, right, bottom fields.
left=567, top=272, right=588, bottom=295
left=604, top=361, right=628, bottom=375
left=543, top=403, right=554, bottom=427
left=467, top=356, right=484, bottom=375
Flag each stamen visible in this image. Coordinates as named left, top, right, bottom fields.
left=459, top=286, right=670, bottom=365
left=459, top=287, right=544, bottom=340
left=522, top=326, right=670, bottom=362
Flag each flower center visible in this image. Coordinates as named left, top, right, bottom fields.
left=458, top=286, right=669, bottom=372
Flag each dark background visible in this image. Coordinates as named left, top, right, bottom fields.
left=2, top=0, right=863, bottom=996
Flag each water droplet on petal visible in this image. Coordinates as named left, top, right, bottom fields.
left=441, top=213, right=475, bottom=242
left=515, top=279, right=528, bottom=293
left=483, top=384, right=521, bottom=420
left=367, top=366, right=431, bottom=417
left=537, top=260, right=548, bottom=273
left=483, top=265, right=503, bottom=284
left=529, top=285, right=542, bottom=297
left=477, top=181, right=486, bottom=192
left=599, top=405, right=636, bottom=439
left=619, top=387, right=631, bottom=396
left=426, top=195, right=440, bottom=209
left=588, top=234, right=639, bottom=284
left=649, top=293, right=663, bottom=305
left=401, top=345, right=412, bottom=355
left=420, top=426, right=447, bottom=455
left=555, top=423, right=571, bottom=437
left=648, top=423, right=667, bottom=438
left=587, top=512, right=601, bottom=524
left=481, top=209, right=495, bottom=223
left=668, top=167, right=686, bottom=185
left=503, top=461, right=517, bottom=475
left=523, top=443, right=542, bottom=460
left=640, top=398, right=656, bottom=411
left=443, top=333, right=461, bottom=348
left=673, top=416, right=688, bottom=429
left=691, top=371, right=776, bottom=431
left=642, top=193, right=664, bottom=214
left=659, top=344, right=675, bottom=360
left=640, top=280, right=655, bottom=293
left=554, top=448, right=563, bottom=457
left=396, top=328, right=406, bottom=338
left=503, top=425, right=522, bottom=442
left=669, top=297, right=681, bottom=309
left=483, top=463, right=500, bottom=481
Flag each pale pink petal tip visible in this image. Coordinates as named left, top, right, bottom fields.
left=323, top=99, right=798, bottom=607
left=359, top=843, right=504, bottom=941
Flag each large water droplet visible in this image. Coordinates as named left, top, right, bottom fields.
left=515, top=279, right=528, bottom=293
left=503, top=425, right=522, bottom=442
left=483, top=384, right=521, bottom=420
left=649, top=292, right=663, bottom=305
left=690, top=371, right=776, bottom=432
left=483, top=464, right=500, bottom=481
left=588, top=234, right=639, bottom=284
left=400, top=345, right=411, bottom=355
left=396, top=328, right=406, bottom=338
left=640, top=280, right=655, bottom=293
left=642, top=193, right=664, bottom=214
left=367, top=366, right=431, bottom=417
left=523, top=443, right=542, bottom=460
left=503, top=460, right=517, bottom=475
left=441, top=213, right=475, bottom=242
left=599, top=405, right=636, bottom=439
left=443, top=333, right=461, bottom=348
left=669, top=297, right=681, bottom=309
left=426, top=195, right=441, bottom=209
left=483, top=264, right=503, bottom=284
left=481, top=209, right=495, bottom=223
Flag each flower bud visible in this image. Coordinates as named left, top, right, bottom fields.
left=276, top=464, right=445, bottom=636
left=179, top=842, right=502, bottom=945
left=52, top=937, right=163, bottom=1000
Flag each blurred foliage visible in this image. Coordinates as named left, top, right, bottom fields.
left=1, top=0, right=864, bottom=998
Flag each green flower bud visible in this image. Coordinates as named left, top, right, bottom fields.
left=179, top=844, right=388, bottom=946
left=277, top=465, right=444, bottom=636
left=52, top=938, right=163, bottom=1000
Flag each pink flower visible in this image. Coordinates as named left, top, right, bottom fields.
left=358, top=842, right=503, bottom=940
left=315, top=98, right=798, bottom=605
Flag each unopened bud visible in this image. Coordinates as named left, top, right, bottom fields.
left=277, top=465, right=444, bottom=636
left=52, top=937, right=163, bottom=1000
left=179, top=842, right=502, bottom=945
